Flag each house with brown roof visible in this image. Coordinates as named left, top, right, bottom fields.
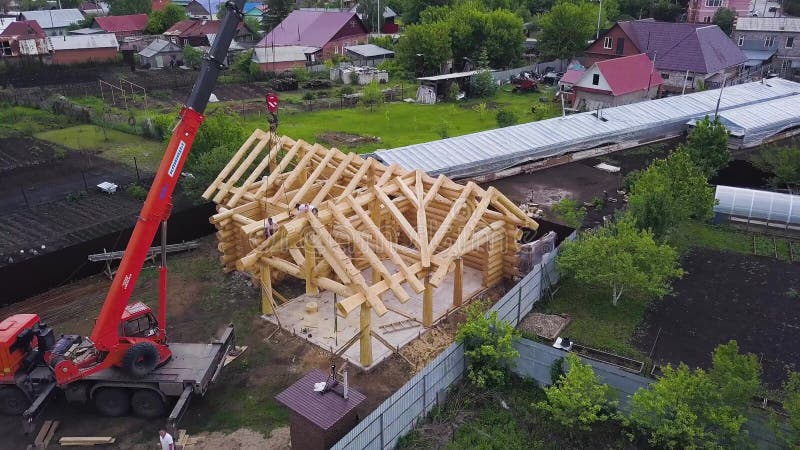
left=572, top=53, right=663, bottom=110
left=585, top=20, right=747, bottom=91
left=0, top=20, right=48, bottom=61
left=92, top=13, right=148, bottom=39
left=48, top=34, right=119, bottom=65
left=163, top=19, right=254, bottom=46
left=253, top=10, right=368, bottom=71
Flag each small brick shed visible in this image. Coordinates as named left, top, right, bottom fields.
left=275, top=369, right=366, bottom=449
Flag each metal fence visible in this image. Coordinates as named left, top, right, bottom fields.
left=332, top=231, right=576, bottom=450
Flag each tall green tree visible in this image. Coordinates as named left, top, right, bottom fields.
left=402, top=0, right=451, bottom=24
left=626, top=148, right=715, bottom=239
left=146, top=4, right=185, bottom=34
left=629, top=341, right=760, bottom=448
left=357, top=0, right=383, bottom=33
left=264, top=0, right=293, bottom=31
left=536, top=0, right=596, bottom=62
left=713, top=7, right=736, bottom=35
left=182, top=45, right=203, bottom=70
left=557, top=216, right=683, bottom=305
left=650, top=0, right=683, bottom=21
left=537, top=353, right=618, bottom=432
left=685, top=115, right=730, bottom=178
left=783, top=372, right=800, bottom=446
left=395, top=21, right=452, bottom=75
left=109, top=0, right=151, bottom=15
left=752, top=146, right=800, bottom=189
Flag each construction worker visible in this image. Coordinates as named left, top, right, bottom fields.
left=158, top=429, right=174, bottom=450
left=264, top=217, right=277, bottom=239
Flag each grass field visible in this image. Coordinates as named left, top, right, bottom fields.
left=242, top=88, right=560, bottom=152
left=36, top=124, right=165, bottom=172
left=668, top=221, right=798, bottom=262
left=0, top=105, right=75, bottom=136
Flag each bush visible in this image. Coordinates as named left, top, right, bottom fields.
left=293, top=66, right=310, bottom=82
left=537, top=353, right=618, bottom=432
left=361, top=81, right=383, bottom=110
left=471, top=70, right=497, bottom=98
left=437, top=120, right=449, bottom=139
left=496, top=108, right=518, bottom=128
left=456, top=301, right=520, bottom=388
left=448, top=82, right=460, bottom=102
left=302, top=91, right=315, bottom=101
left=551, top=197, right=586, bottom=229
left=339, top=85, right=355, bottom=96
left=126, top=183, right=148, bottom=201
left=377, top=59, right=412, bottom=82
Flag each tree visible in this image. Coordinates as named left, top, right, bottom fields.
left=395, top=21, right=452, bottom=76
left=713, top=7, right=736, bottom=35
left=557, top=216, right=682, bottom=305
left=358, top=0, right=383, bottom=33
left=786, top=0, right=800, bottom=16
left=264, top=0, right=294, bottom=31
left=783, top=372, right=800, bottom=446
left=146, top=5, right=185, bottom=34
left=536, top=0, right=597, bottom=62
left=537, top=353, right=618, bottom=432
left=752, top=146, right=800, bottom=189
left=629, top=341, right=760, bottom=448
left=650, top=0, right=682, bottom=21
left=471, top=49, right=497, bottom=98
left=551, top=197, right=586, bottom=228
left=496, top=108, right=518, bottom=127
left=685, top=115, right=730, bottom=178
left=402, top=0, right=450, bottom=24
left=109, top=0, right=151, bottom=15
left=626, top=148, right=715, bottom=239
left=361, top=81, right=384, bottom=110
left=456, top=301, right=520, bottom=388
left=183, top=45, right=203, bottom=69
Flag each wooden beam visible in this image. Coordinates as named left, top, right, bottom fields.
left=415, top=170, right=430, bottom=268
left=429, top=182, right=475, bottom=253
left=202, top=130, right=263, bottom=199
left=395, top=176, right=418, bottom=209
left=453, top=257, right=463, bottom=307
left=422, top=174, right=446, bottom=208
left=254, top=139, right=303, bottom=198
left=375, top=188, right=420, bottom=247
left=269, top=145, right=317, bottom=204
left=226, top=135, right=285, bottom=207
left=304, top=237, right=318, bottom=295
left=337, top=262, right=424, bottom=316
left=375, top=162, right=399, bottom=186
left=213, top=135, right=271, bottom=203
left=288, top=148, right=336, bottom=208
left=423, top=272, right=433, bottom=327
left=307, top=234, right=352, bottom=285
left=360, top=303, right=372, bottom=366
left=261, top=265, right=273, bottom=314
left=346, top=196, right=425, bottom=294
left=311, top=152, right=355, bottom=206
left=340, top=157, right=372, bottom=198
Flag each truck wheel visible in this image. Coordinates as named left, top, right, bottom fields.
left=0, top=387, right=30, bottom=415
left=131, top=389, right=165, bottom=418
left=94, top=388, right=130, bottom=417
left=122, top=342, right=160, bottom=378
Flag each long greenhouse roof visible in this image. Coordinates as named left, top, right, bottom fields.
left=712, top=95, right=800, bottom=146
left=374, top=78, right=800, bottom=179
left=714, top=185, right=799, bottom=227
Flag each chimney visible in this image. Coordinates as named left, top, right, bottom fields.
left=343, top=368, right=348, bottom=400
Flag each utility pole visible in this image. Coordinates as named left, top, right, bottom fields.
left=596, top=0, right=603, bottom=40
left=714, top=75, right=728, bottom=119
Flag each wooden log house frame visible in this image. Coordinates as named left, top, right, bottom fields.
left=203, top=130, right=539, bottom=366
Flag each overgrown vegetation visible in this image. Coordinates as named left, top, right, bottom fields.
left=551, top=197, right=586, bottom=228
left=752, top=145, right=800, bottom=190
left=684, top=116, right=730, bottom=178
left=495, top=108, right=518, bottom=128
left=456, top=301, right=520, bottom=388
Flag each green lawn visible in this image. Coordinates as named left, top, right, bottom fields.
left=668, top=221, right=797, bottom=262
left=241, top=89, right=560, bottom=153
left=534, top=278, right=648, bottom=358
left=36, top=124, right=165, bottom=172
left=0, top=105, right=76, bottom=136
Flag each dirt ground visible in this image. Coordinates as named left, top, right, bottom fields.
left=634, top=248, right=800, bottom=387
left=0, top=237, right=412, bottom=449
left=317, top=132, right=380, bottom=148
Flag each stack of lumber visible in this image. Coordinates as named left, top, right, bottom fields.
left=59, top=436, right=115, bottom=446
left=27, top=420, right=59, bottom=450
left=203, top=130, right=538, bottom=365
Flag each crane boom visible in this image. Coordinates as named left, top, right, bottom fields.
left=90, top=0, right=246, bottom=351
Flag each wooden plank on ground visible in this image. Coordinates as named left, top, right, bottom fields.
left=59, top=436, right=115, bottom=446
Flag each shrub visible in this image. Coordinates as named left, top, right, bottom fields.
left=302, top=91, right=316, bottom=101
left=293, top=66, right=310, bottom=82
left=537, top=353, right=618, bottom=432
left=437, top=120, right=449, bottom=139
left=496, top=108, right=518, bottom=128
left=551, top=197, right=586, bottom=229
left=448, top=82, right=461, bottom=102
left=126, top=183, right=148, bottom=201
left=361, top=81, right=384, bottom=110
left=339, top=85, right=355, bottom=96
left=456, top=301, right=520, bottom=388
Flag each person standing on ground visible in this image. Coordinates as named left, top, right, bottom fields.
left=159, top=430, right=174, bottom=450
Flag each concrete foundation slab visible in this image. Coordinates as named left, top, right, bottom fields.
left=265, top=262, right=484, bottom=369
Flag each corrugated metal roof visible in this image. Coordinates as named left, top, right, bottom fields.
left=275, top=369, right=366, bottom=430
left=374, top=79, right=800, bottom=179
left=735, top=17, right=800, bottom=32
left=94, top=14, right=148, bottom=33
left=21, top=9, right=85, bottom=29
left=48, top=34, right=118, bottom=50
left=710, top=94, right=800, bottom=146
left=345, top=44, right=393, bottom=58
left=715, top=185, right=800, bottom=226
left=138, top=38, right=181, bottom=57
left=251, top=45, right=319, bottom=63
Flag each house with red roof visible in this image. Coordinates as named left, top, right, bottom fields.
left=92, top=14, right=149, bottom=39
left=164, top=19, right=255, bottom=47
left=584, top=20, right=746, bottom=92
left=253, top=10, right=368, bottom=71
left=572, top=53, right=663, bottom=111
left=0, top=20, right=48, bottom=60
left=151, top=0, right=172, bottom=11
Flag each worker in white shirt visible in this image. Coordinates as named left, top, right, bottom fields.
left=159, top=429, right=174, bottom=450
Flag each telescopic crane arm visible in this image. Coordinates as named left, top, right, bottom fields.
left=88, top=0, right=246, bottom=356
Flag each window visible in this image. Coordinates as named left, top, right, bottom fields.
left=603, top=36, right=612, bottom=49
left=787, top=37, right=795, bottom=48
left=703, top=16, right=712, bottom=22
left=660, top=72, right=670, bottom=80
left=0, top=41, right=11, bottom=56
left=705, top=0, right=722, bottom=6
left=592, top=74, right=600, bottom=85
left=616, top=37, right=625, bottom=55
left=737, top=35, right=744, bottom=46
left=782, top=59, right=792, bottom=71
left=765, top=36, right=775, bottom=47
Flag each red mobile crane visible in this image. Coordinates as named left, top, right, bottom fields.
left=0, top=0, right=246, bottom=430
